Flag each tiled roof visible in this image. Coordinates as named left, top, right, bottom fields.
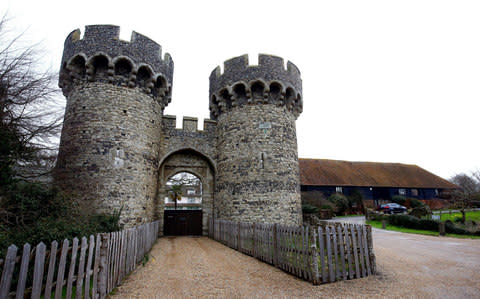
left=299, top=159, right=458, bottom=189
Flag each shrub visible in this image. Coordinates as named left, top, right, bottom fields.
left=368, top=210, right=387, bottom=221
left=445, top=222, right=469, bottom=235
left=408, top=198, right=424, bottom=208
left=301, top=191, right=334, bottom=212
left=328, top=193, right=349, bottom=215
left=418, top=218, right=439, bottom=231
left=389, top=214, right=420, bottom=229
left=0, top=181, right=121, bottom=256
left=383, top=214, right=480, bottom=236
left=302, top=203, right=319, bottom=214
left=348, top=189, right=365, bottom=214
left=391, top=195, right=407, bottom=206
left=409, top=205, right=431, bottom=218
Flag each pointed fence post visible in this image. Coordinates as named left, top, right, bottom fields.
left=16, top=243, right=31, bottom=299
left=97, top=233, right=110, bottom=299
left=311, top=229, right=320, bottom=284
left=366, top=225, right=376, bottom=274
left=273, top=223, right=279, bottom=267
left=32, top=242, right=47, bottom=299
left=252, top=223, right=256, bottom=258
left=0, top=245, right=18, bottom=299
left=237, top=222, right=241, bottom=251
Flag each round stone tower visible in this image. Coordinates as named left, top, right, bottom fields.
left=55, top=25, right=174, bottom=226
left=210, top=54, right=303, bottom=225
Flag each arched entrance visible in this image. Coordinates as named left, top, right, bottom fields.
left=157, top=149, right=215, bottom=236
left=164, top=172, right=203, bottom=235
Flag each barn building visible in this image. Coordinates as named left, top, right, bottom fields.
left=299, top=159, right=458, bottom=208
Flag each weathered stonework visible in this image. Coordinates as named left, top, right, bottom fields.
left=55, top=25, right=172, bottom=227
left=54, top=25, right=303, bottom=231
left=211, top=55, right=303, bottom=225
left=55, top=83, right=163, bottom=225
left=214, top=105, right=301, bottom=225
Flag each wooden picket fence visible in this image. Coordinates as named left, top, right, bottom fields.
left=209, top=219, right=376, bottom=284
left=0, top=221, right=159, bottom=299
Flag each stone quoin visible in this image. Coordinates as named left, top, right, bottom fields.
left=54, top=25, right=303, bottom=234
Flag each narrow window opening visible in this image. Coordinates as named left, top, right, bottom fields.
left=91, top=55, right=109, bottom=80
left=69, top=56, right=86, bottom=78
left=251, top=81, right=265, bottom=101
left=114, top=59, right=132, bottom=77
left=136, top=66, right=151, bottom=88
left=260, top=152, right=265, bottom=169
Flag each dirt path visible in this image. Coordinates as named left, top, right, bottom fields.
left=110, top=233, right=480, bottom=298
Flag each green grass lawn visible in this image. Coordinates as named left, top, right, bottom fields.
left=367, top=220, right=480, bottom=239
left=438, top=210, right=480, bottom=222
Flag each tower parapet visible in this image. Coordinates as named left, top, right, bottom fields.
left=59, top=25, right=174, bottom=108
left=209, top=54, right=302, bottom=119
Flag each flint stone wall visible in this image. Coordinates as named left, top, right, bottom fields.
left=215, top=104, right=302, bottom=225
left=160, top=115, right=217, bottom=164
left=55, top=82, right=163, bottom=226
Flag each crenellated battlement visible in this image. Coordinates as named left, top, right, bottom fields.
left=161, top=115, right=217, bottom=165
left=63, top=25, right=173, bottom=74
left=162, top=115, right=217, bottom=133
left=209, top=54, right=302, bottom=119
left=59, top=25, right=174, bottom=107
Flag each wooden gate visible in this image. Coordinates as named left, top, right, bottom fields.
left=164, top=210, right=202, bottom=236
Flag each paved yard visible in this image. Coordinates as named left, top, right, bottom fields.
left=110, top=227, right=480, bottom=298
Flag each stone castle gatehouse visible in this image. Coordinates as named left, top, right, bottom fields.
left=54, top=25, right=304, bottom=235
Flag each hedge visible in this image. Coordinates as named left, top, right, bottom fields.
left=368, top=211, right=480, bottom=236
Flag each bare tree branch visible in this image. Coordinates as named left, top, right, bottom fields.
left=0, top=14, right=63, bottom=186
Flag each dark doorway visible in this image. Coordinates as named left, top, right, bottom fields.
left=164, top=210, right=202, bottom=236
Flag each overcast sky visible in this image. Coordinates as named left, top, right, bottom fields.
left=3, top=0, right=479, bottom=179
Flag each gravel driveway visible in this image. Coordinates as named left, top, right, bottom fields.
left=110, top=226, right=480, bottom=298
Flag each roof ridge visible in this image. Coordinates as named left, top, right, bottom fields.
left=299, top=157, right=418, bottom=167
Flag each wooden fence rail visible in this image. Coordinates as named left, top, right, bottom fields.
left=209, top=219, right=375, bottom=284
left=0, top=221, right=159, bottom=299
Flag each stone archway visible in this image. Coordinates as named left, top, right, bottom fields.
left=157, top=149, right=215, bottom=236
